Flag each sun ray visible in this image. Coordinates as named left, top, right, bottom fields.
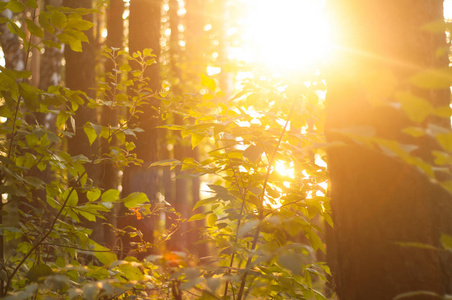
left=238, top=0, right=331, bottom=73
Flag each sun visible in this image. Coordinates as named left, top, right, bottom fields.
left=238, top=0, right=331, bottom=73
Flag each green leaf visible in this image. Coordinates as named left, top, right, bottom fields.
left=65, top=190, right=78, bottom=207
left=7, top=22, right=26, bottom=40
left=38, top=11, right=54, bottom=34
left=66, top=18, right=93, bottom=31
left=79, top=210, right=96, bottom=222
left=25, top=0, right=38, bottom=8
left=83, top=122, right=98, bottom=145
left=68, top=39, right=83, bottom=52
left=50, top=10, right=67, bottom=29
left=27, top=264, right=53, bottom=282
left=25, top=19, right=44, bottom=38
left=20, top=83, right=39, bottom=109
left=117, top=263, right=143, bottom=281
left=307, top=230, right=325, bottom=253
left=37, top=162, right=46, bottom=171
left=93, top=242, right=117, bottom=265
left=149, top=159, right=181, bottom=168
left=193, top=198, right=217, bottom=210
left=124, top=192, right=149, bottom=208
left=101, top=189, right=119, bottom=202
left=65, top=28, right=89, bottom=42
left=87, top=189, right=101, bottom=202
left=7, top=0, right=25, bottom=13
left=206, top=213, right=217, bottom=227
left=188, top=211, right=212, bottom=222
left=26, top=134, right=38, bottom=147
left=43, top=39, right=61, bottom=49
left=57, top=32, right=83, bottom=52
left=208, top=184, right=234, bottom=201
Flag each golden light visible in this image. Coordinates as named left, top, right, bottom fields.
left=275, top=160, right=295, bottom=179
left=445, top=0, right=452, bottom=20
left=239, top=0, right=331, bottom=73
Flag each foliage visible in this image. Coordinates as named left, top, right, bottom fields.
left=7, top=1, right=452, bottom=300
left=153, top=74, right=331, bottom=299
left=0, top=2, right=163, bottom=298
left=0, top=1, right=333, bottom=299
left=0, top=1, right=334, bottom=299
left=7, top=0, right=452, bottom=299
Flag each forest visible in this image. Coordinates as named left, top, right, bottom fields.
left=0, top=0, right=452, bottom=299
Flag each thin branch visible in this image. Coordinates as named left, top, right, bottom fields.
left=236, top=99, right=297, bottom=300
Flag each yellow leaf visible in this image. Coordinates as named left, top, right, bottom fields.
left=201, top=74, right=216, bottom=92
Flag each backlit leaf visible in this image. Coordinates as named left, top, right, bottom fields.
left=201, top=74, right=216, bottom=92
left=124, top=192, right=148, bottom=208
left=87, top=189, right=101, bottom=201
left=25, top=0, right=38, bottom=8
left=93, top=242, right=117, bottom=265
left=396, top=92, right=433, bottom=123
left=83, top=123, right=97, bottom=145
left=101, top=189, right=119, bottom=202
left=50, top=10, right=67, bottom=29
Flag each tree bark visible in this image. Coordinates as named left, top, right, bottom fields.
left=325, top=1, right=452, bottom=299
left=101, top=0, right=124, bottom=250
left=121, top=0, right=161, bottom=258
left=63, top=0, right=104, bottom=241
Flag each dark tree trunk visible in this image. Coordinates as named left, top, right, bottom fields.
left=121, top=0, right=161, bottom=258
left=325, top=1, right=452, bottom=299
left=63, top=0, right=103, bottom=240
left=101, top=0, right=124, bottom=249
left=64, top=0, right=97, bottom=160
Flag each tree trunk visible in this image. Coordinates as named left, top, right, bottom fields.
left=121, top=0, right=161, bottom=258
left=325, top=1, right=452, bottom=299
left=64, top=0, right=97, bottom=160
left=63, top=0, right=103, bottom=240
left=101, top=0, right=124, bottom=249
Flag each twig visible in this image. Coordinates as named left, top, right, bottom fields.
left=236, top=99, right=297, bottom=300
